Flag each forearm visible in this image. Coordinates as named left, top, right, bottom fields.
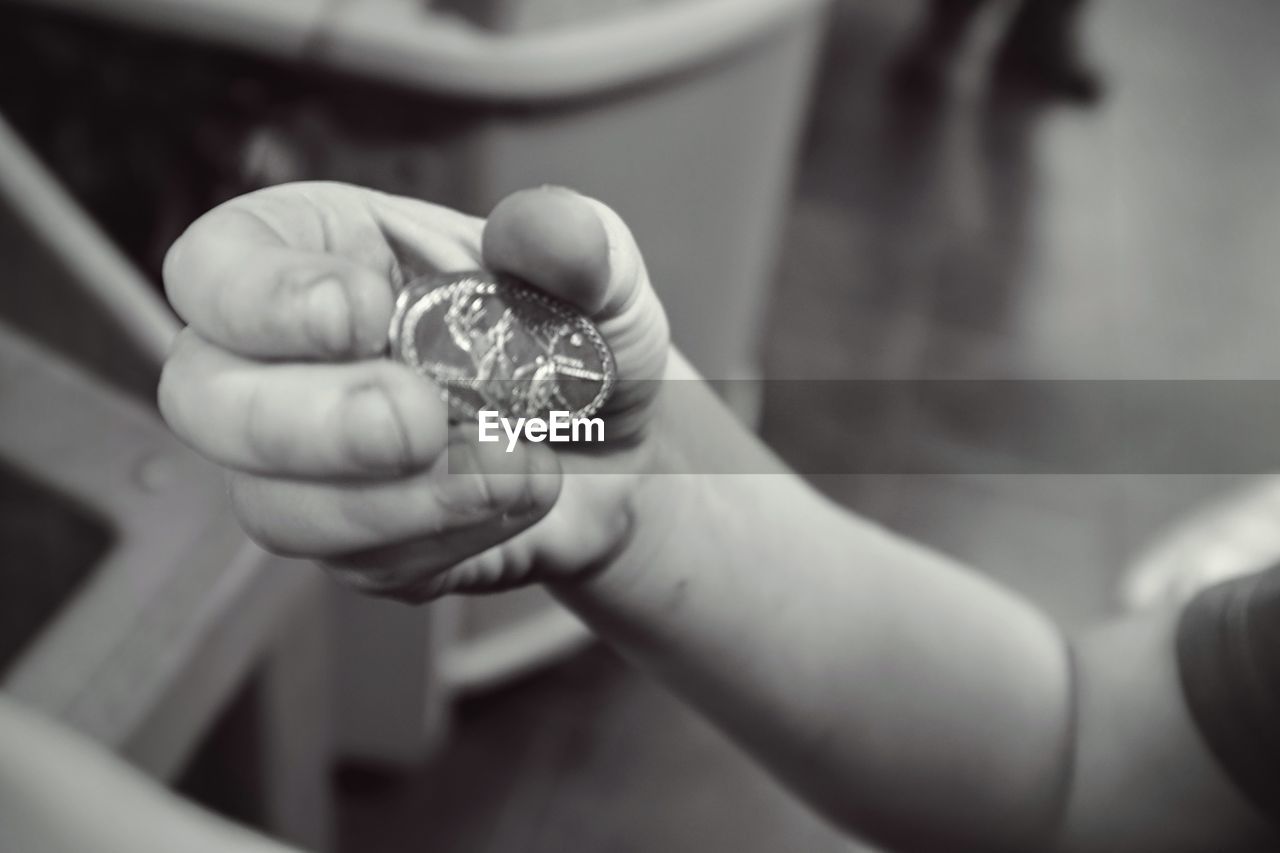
left=554, top=354, right=1076, bottom=851
left=0, top=697, right=297, bottom=853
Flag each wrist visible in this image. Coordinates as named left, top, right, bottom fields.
left=547, top=347, right=755, bottom=596
left=548, top=431, right=709, bottom=600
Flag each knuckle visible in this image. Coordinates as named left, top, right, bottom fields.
left=302, top=276, right=355, bottom=357
left=435, top=440, right=505, bottom=519
left=339, top=379, right=415, bottom=473
left=227, top=478, right=294, bottom=556
left=344, top=270, right=394, bottom=356
left=410, top=571, right=458, bottom=602
left=242, top=380, right=292, bottom=469
left=274, top=263, right=372, bottom=359
left=276, top=261, right=325, bottom=303
left=471, top=472, right=512, bottom=517
left=336, top=486, right=418, bottom=545
left=208, top=247, right=307, bottom=348
left=320, top=560, right=424, bottom=603
left=210, top=263, right=253, bottom=342
left=156, top=329, right=200, bottom=436
left=458, top=470, right=529, bottom=519
left=241, top=521, right=291, bottom=557
left=320, top=561, right=389, bottom=593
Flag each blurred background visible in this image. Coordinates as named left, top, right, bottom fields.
left=1, top=0, right=1278, bottom=851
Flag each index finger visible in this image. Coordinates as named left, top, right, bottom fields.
left=164, top=182, right=485, bottom=360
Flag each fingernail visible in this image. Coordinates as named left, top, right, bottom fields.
left=344, top=384, right=413, bottom=472
left=306, top=277, right=355, bottom=356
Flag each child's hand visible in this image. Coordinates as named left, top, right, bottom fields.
left=159, top=182, right=671, bottom=601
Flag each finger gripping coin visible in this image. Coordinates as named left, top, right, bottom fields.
left=388, top=271, right=616, bottom=422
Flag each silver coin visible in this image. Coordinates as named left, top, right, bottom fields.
left=389, top=271, right=616, bottom=422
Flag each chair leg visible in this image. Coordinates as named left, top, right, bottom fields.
left=328, top=584, right=454, bottom=768
left=256, top=580, right=336, bottom=851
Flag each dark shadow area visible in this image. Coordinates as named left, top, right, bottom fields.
left=0, top=4, right=481, bottom=283
left=0, top=461, right=111, bottom=678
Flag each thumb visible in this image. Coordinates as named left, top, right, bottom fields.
left=482, top=187, right=670, bottom=441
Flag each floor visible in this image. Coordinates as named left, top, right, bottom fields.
left=338, top=1, right=1280, bottom=852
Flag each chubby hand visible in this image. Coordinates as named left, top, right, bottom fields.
left=159, top=182, right=670, bottom=601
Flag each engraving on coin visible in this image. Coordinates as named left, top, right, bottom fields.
left=388, top=271, right=616, bottom=422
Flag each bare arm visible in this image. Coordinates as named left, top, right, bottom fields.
left=556, top=353, right=1074, bottom=851
left=156, top=182, right=1280, bottom=852
left=0, top=697, right=298, bottom=853
left=558, top=357, right=1280, bottom=851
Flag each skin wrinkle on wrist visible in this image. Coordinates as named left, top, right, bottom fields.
left=549, top=422, right=703, bottom=602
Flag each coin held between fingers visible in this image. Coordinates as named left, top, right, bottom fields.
left=388, top=270, right=616, bottom=423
